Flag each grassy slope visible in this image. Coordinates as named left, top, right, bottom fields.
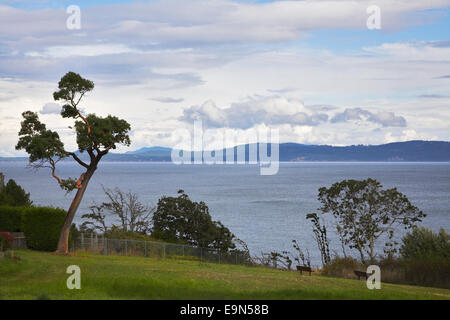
left=1, top=250, right=449, bottom=300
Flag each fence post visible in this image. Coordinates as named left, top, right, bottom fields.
left=90, top=232, right=94, bottom=252
left=235, top=252, right=238, bottom=265
left=144, top=241, right=147, bottom=257
left=81, top=233, right=84, bottom=250
left=125, top=240, right=128, bottom=256
left=104, top=237, right=107, bottom=255
left=163, top=243, right=166, bottom=259
left=200, top=247, right=202, bottom=262
left=218, top=250, right=220, bottom=264
left=182, top=245, right=185, bottom=256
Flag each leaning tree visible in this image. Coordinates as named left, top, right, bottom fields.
left=316, top=178, right=426, bottom=264
left=16, top=72, right=131, bottom=254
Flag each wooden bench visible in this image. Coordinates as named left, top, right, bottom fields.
left=296, top=265, right=312, bottom=276
left=354, top=270, right=368, bottom=280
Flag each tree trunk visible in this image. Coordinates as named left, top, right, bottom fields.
left=55, top=168, right=95, bottom=254
left=369, top=239, right=375, bottom=264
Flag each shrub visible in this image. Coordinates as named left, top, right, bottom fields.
left=0, top=231, right=14, bottom=251
left=0, top=206, right=24, bottom=232
left=22, top=207, right=67, bottom=251
left=401, top=257, right=450, bottom=289
left=376, top=256, right=450, bottom=289
left=321, top=256, right=362, bottom=278
left=400, top=227, right=450, bottom=260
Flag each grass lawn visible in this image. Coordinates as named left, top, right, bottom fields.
left=1, top=250, right=449, bottom=300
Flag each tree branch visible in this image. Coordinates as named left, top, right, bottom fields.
left=70, top=152, right=89, bottom=169
left=49, top=158, right=63, bottom=185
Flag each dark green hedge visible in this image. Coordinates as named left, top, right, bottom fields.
left=23, top=207, right=67, bottom=251
left=0, top=205, right=24, bottom=232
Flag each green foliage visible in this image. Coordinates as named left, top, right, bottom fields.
left=292, top=240, right=311, bottom=267
left=376, top=254, right=450, bottom=289
left=16, top=111, right=67, bottom=163
left=306, top=213, right=330, bottom=265
left=400, top=227, right=450, bottom=260
left=53, top=71, right=94, bottom=104
left=16, top=71, right=131, bottom=194
left=400, top=257, right=450, bottom=289
left=74, top=114, right=131, bottom=153
left=22, top=207, right=67, bottom=251
left=0, top=179, right=32, bottom=207
left=152, top=190, right=236, bottom=252
left=317, top=178, right=425, bottom=263
left=0, top=206, right=24, bottom=232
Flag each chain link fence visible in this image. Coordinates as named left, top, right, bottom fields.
left=70, top=233, right=252, bottom=266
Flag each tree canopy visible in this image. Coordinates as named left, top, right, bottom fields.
left=0, top=178, right=32, bottom=207
left=315, top=178, right=425, bottom=263
left=152, top=190, right=236, bottom=252
left=16, top=72, right=131, bottom=192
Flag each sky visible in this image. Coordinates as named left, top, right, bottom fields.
left=0, top=0, right=449, bottom=156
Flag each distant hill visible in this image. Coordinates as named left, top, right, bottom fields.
left=1, top=140, right=449, bottom=162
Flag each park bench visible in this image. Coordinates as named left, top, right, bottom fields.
left=296, top=265, right=312, bottom=276
left=354, top=270, right=368, bottom=280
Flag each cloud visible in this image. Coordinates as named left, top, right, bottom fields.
left=40, top=102, right=61, bottom=115
left=1, top=0, right=449, bottom=49
left=331, top=108, right=407, bottom=127
left=330, top=108, right=371, bottom=123
left=150, top=97, right=184, bottom=103
left=25, top=44, right=136, bottom=58
left=417, top=94, right=449, bottom=99
left=180, top=96, right=328, bottom=129
left=384, top=129, right=438, bottom=143
left=363, top=41, right=450, bottom=61
left=305, top=104, right=339, bottom=112
left=267, top=87, right=297, bottom=94
left=368, top=111, right=407, bottom=127
left=1, top=1, right=450, bottom=156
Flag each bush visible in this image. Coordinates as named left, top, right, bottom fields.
left=401, top=257, right=450, bottom=289
left=321, top=256, right=362, bottom=278
left=376, top=256, right=450, bottom=289
left=400, top=227, right=450, bottom=260
left=390, top=227, right=450, bottom=289
left=0, top=206, right=24, bottom=232
left=0, top=232, right=14, bottom=251
left=23, top=207, right=67, bottom=251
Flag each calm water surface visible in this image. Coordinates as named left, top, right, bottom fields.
left=1, top=161, right=449, bottom=265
